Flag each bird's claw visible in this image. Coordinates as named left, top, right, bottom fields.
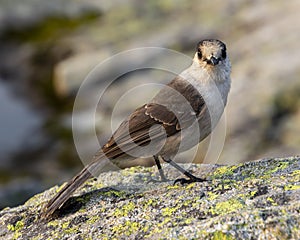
left=174, top=177, right=206, bottom=185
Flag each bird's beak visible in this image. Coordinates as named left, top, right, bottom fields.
left=207, top=56, right=219, bottom=66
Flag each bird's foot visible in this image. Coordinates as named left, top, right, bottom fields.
left=174, top=176, right=206, bottom=185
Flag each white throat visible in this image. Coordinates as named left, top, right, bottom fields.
left=179, top=56, right=231, bottom=128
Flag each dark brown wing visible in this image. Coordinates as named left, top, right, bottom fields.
left=102, top=76, right=208, bottom=159
left=149, top=76, right=207, bottom=129
left=102, top=104, right=178, bottom=159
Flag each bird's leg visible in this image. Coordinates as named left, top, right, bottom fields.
left=161, top=157, right=206, bottom=184
left=149, top=155, right=168, bottom=182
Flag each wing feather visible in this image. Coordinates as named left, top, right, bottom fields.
left=102, top=76, right=209, bottom=160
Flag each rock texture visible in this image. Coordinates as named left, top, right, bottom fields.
left=1, top=0, right=300, bottom=209
left=0, top=156, right=299, bottom=239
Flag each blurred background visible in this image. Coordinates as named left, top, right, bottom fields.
left=0, top=0, right=299, bottom=209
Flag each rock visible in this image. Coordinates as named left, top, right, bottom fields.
left=0, top=0, right=103, bottom=35
left=222, top=0, right=300, bottom=164
left=0, top=156, right=299, bottom=239
left=1, top=0, right=300, bottom=213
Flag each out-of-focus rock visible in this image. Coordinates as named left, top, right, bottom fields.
left=223, top=0, right=300, bottom=164
left=0, top=0, right=103, bottom=35
left=53, top=0, right=300, bottom=165
left=53, top=50, right=111, bottom=96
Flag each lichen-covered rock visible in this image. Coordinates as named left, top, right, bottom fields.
left=0, top=156, right=299, bottom=239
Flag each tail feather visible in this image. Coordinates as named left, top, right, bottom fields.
left=42, top=154, right=115, bottom=219
left=42, top=166, right=92, bottom=219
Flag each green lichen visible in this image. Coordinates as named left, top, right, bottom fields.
left=249, top=190, right=258, bottom=198
left=86, top=215, right=100, bottom=224
left=7, top=220, right=24, bottom=240
left=55, top=183, right=67, bottom=193
left=182, top=199, right=193, bottom=207
left=284, top=184, right=300, bottom=191
left=191, top=196, right=202, bottom=208
left=7, top=224, right=14, bottom=231
left=184, top=218, right=193, bottom=225
left=61, top=222, right=69, bottom=229
left=7, top=220, right=24, bottom=231
left=186, top=182, right=196, bottom=189
left=84, top=179, right=104, bottom=191
left=112, top=221, right=141, bottom=236
left=266, top=197, right=277, bottom=206
left=291, top=170, right=300, bottom=176
left=103, top=189, right=127, bottom=198
left=48, top=220, right=80, bottom=236
left=12, top=232, right=21, bottom=240
left=122, top=165, right=150, bottom=176
left=114, top=202, right=136, bottom=217
left=161, top=206, right=179, bottom=217
left=47, top=220, right=59, bottom=228
left=214, top=181, right=234, bottom=192
left=263, top=160, right=290, bottom=175
left=82, top=237, right=93, bottom=240
left=63, top=226, right=79, bottom=235
left=207, top=192, right=219, bottom=201
left=157, top=217, right=173, bottom=228
left=212, top=231, right=234, bottom=240
left=144, top=227, right=163, bottom=239
left=212, top=165, right=238, bottom=179
left=143, top=198, right=158, bottom=207
left=78, top=208, right=87, bottom=213
left=290, top=170, right=300, bottom=181
left=211, top=198, right=244, bottom=215
left=167, top=185, right=180, bottom=190
left=75, top=196, right=91, bottom=205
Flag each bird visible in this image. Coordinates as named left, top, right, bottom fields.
left=42, top=39, right=231, bottom=218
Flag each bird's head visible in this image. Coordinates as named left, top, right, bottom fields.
left=195, top=39, right=228, bottom=68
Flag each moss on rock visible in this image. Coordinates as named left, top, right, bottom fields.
left=0, top=156, right=299, bottom=239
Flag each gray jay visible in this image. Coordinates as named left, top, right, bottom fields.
left=43, top=39, right=231, bottom=218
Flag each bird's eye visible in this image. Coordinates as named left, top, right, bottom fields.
left=221, top=49, right=226, bottom=59
left=197, top=49, right=202, bottom=59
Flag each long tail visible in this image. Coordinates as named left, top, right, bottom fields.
left=42, top=154, right=116, bottom=219
left=42, top=166, right=92, bottom=219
